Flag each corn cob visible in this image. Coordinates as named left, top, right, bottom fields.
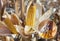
left=24, top=4, right=36, bottom=35
left=26, top=4, right=36, bottom=26
left=4, top=18, right=18, bottom=34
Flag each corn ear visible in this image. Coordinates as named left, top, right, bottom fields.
left=4, top=18, right=18, bottom=34
left=26, top=4, right=36, bottom=26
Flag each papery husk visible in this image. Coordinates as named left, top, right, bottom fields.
left=0, top=21, right=11, bottom=34
left=38, top=19, right=57, bottom=39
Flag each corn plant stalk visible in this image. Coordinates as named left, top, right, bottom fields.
left=20, top=0, right=25, bottom=20
left=15, top=0, right=19, bottom=15
left=0, top=11, right=1, bottom=21
left=0, top=0, right=7, bottom=21
left=0, top=0, right=3, bottom=21
left=15, top=0, right=21, bottom=17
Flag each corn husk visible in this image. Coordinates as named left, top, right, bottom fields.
left=4, top=18, right=18, bottom=34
